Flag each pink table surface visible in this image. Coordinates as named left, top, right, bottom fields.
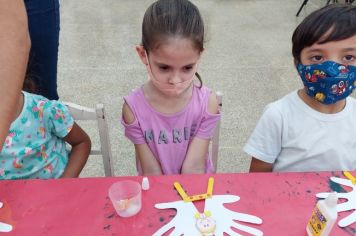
left=0, top=171, right=355, bottom=235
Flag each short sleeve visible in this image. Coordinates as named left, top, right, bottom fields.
left=121, top=118, right=146, bottom=144
left=243, top=104, right=283, bottom=164
left=45, top=101, right=74, bottom=138
left=195, top=111, right=221, bottom=139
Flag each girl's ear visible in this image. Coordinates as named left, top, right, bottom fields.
left=135, top=45, right=148, bottom=65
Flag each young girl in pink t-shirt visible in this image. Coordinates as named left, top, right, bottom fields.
left=121, top=0, right=221, bottom=175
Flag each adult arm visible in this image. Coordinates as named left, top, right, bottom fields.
left=0, top=0, right=31, bottom=145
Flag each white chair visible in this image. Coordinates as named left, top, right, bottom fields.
left=211, top=91, right=223, bottom=172
left=64, top=102, right=114, bottom=176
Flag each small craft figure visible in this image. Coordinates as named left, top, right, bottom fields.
left=195, top=211, right=216, bottom=236
left=0, top=201, right=13, bottom=232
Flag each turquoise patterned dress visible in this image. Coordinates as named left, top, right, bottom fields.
left=0, top=92, right=74, bottom=179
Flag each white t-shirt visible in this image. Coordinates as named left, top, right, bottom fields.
left=244, top=90, right=356, bottom=172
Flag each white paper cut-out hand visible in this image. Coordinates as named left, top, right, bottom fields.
left=0, top=201, right=13, bottom=232
left=153, top=200, right=200, bottom=236
left=205, top=195, right=263, bottom=236
left=316, top=177, right=356, bottom=227
left=153, top=195, right=263, bottom=236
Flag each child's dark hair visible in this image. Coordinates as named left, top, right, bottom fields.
left=141, top=0, right=204, bottom=86
left=23, top=74, right=37, bottom=94
left=292, top=4, right=356, bottom=64
left=23, top=53, right=38, bottom=94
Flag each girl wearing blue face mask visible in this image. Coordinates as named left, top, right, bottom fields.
left=121, top=0, right=221, bottom=175
left=244, top=4, right=356, bottom=172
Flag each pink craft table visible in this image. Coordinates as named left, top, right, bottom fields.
left=0, top=171, right=355, bottom=235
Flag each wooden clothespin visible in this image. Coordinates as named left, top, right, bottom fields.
left=343, top=171, right=356, bottom=185
left=174, top=177, right=214, bottom=202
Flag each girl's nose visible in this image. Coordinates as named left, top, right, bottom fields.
left=168, top=73, right=182, bottom=84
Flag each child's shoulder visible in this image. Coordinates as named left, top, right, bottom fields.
left=124, top=86, right=144, bottom=101
left=346, top=96, right=356, bottom=113
left=262, top=90, right=299, bottom=116
left=23, top=91, right=66, bottom=108
left=23, top=91, right=71, bottom=119
left=193, top=85, right=220, bottom=114
left=192, top=84, right=215, bottom=100
left=274, top=90, right=298, bottom=105
left=23, top=91, right=49, bottom=103
left=347, top=96, right=356, bottom=105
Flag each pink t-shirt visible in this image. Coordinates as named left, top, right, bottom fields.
left=122, top=85, right=221, bottom=175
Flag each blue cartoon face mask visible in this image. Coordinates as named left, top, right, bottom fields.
left=297, top=61, right=356, bottom=104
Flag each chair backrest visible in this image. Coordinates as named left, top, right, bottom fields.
left=64, top=102, right=114, bottom=176
left=211, top=91, right=222, bottom=172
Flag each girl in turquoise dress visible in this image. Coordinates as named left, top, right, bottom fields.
left=0, top=76, right=91, bottom=179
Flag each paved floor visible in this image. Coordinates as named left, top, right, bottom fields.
left=58, top=0, right=326, bottom=177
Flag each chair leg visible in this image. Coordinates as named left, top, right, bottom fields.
left=296, top=0, right=309, bottom=17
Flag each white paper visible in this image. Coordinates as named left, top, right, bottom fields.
left=0, top=201, right=13, bottom=232
left=153, top=194, right=263, bottom=236
left=316, top=177, right=356, bottom=227
left=0, top=222, right=12, bottom=233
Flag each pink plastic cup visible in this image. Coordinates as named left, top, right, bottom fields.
left=108, top=180, right=142, bottom=217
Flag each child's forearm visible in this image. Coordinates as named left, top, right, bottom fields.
left=61, top=141, right=91, bottom=178
left=182, top=137, right=209, bottom=174
left=181, top=162, right=205, bottom=174
left=142, top=167, right=163, bottom=176
left=135, top=144, right=163, bottom=175
left=141, top=157, right=163, bottom=175
left=249, top=157, right=273, bottom=172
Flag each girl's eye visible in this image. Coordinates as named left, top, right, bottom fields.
left=183, top=66, right=193, bottom=72
left=159, top=66, right=170, bottom=71
left=344, top=55, right=355, bottom=61
left=310, top=55, right=323, bottom=62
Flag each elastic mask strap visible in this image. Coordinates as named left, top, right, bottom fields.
left=144, top=51, right=155, bottom=77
